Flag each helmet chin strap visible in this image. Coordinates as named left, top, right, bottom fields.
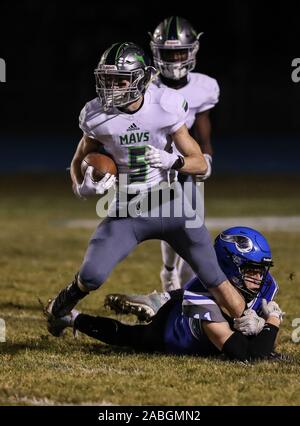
left=117, top=95, right=144, bottom=113
left=230, top=277, right=258, bottom=304
left=239, top=285, right=260, bottom=304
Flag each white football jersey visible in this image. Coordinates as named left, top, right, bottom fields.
left=154, top=72, right=220, bottom=130
left=79, top=85, right=188, bottom=189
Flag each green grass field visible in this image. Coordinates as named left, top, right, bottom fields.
left=0, top=174, right=300, bottom=406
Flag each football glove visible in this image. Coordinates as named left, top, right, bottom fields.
left=74, top=166, right=116, bottom=199
left=233, top=309, right=265, bottom=336
left=261, top=299, right=285, bottom=323
left=145, top=145, right=179, bottom=170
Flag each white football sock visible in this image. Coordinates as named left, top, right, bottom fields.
left=161, top=241, right=179, bottom=270
left=177, top=257, right=196, bottom=287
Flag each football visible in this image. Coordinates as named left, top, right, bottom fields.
left=81, top=153, right=117, bottom=181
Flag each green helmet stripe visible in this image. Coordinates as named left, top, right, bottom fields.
left=105, top=43, right=121, bottom=65
left=133, top=53, right=145, bottom=65
left=167, top=16, right=178, bottom=40
left=115, top=42, right=127, bottom=62
left=166, top=16, right=172, bottom=39
left=176, top=16, right=180, bottom=38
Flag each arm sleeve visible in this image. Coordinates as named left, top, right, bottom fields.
left=222, top=323, right=279, bottom=361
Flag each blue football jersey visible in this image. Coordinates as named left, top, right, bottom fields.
left=163, top=274, right=278, bottom=355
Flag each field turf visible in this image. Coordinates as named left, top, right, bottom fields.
left=0, top=174, right=299, bottom=406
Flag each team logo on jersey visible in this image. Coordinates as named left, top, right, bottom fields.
left=182, top=100, right=188, bottom=112
left=126, top=123, right=140, bottom=131
left=203, top=312, right=212, bottom=321
left=119, top=131, right=149, bottom=145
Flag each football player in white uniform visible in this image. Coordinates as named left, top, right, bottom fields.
left=149, top=16, right=219, bottom=290
left=44, top=42, right=244, bottom=337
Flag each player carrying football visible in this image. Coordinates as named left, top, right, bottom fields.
left=44, top=41, right=245, bottom=336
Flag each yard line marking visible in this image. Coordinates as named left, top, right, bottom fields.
left=63, top=216, right=300, bottom=232
left=1, top=396, right=116, bottom=406
left=1, top=313, right=41, bottom=321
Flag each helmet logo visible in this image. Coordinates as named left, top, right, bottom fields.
left=99, top=65, right=118, bottom=71
left=164, top=40, right=181, bottom=46
left=220, top=233, right=254, bottom=253
left=132, top=53, right=146, bottom=65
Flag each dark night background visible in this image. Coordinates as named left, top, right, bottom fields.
left=0, top=0, right=299, bottom=173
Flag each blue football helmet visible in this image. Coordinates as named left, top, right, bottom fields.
left=214, top=227, right=273, bottom=302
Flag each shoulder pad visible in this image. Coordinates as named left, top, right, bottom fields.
left=263, top=273, right=279, bottom=302
left=79, top=105, right=90, bottom=135
left=80, top=98, right=102, bottom=123
left=159, top=87, right=188, bottom=115
left=248, top=273, right=279, bottom=313
left=182, top=290, right=226, bottom=322
left=79, top=98, right=103, bottom=137
left=150, top=77, right=162, bottom=88
left=186, top=73, right=220, bottom=110
left=192, top=72, right=219, bottom=90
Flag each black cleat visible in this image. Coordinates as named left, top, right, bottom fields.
left=42, top=298, right=79, bottom=337
left=267, top=351, right=294, bottom=363
left=50, top=275, right=88, bottom=318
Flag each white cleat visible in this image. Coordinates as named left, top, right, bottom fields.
left=104, top=291, right=170, bottom=322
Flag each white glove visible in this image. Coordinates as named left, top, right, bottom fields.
left=145, top=145, right=179, bottom=170
left=233, top=309, right=265, bottom=336
left=195, top=154, right=212, bottom=182
left=261, top=299, right=285, bottom=323
left=74, top=166, right=116, bottom=199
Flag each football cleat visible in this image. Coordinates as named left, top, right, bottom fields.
left=266, top=351, right=293, bottom=363
left=104, top=291, right=170, bottom=321
left=42, top=298, right=79, bottom=337
left=49, top=274, right=88, bottom=318
left=160, top=267, right=180, bottom=291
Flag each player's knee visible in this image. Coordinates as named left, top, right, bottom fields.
left=79, top=261, right=108, bottom=291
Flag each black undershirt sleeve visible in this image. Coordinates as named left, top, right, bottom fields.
left=222, top=323, right=279, bottom=361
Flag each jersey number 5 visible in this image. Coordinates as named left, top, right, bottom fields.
left=128, top=146, right=148, bottom=184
